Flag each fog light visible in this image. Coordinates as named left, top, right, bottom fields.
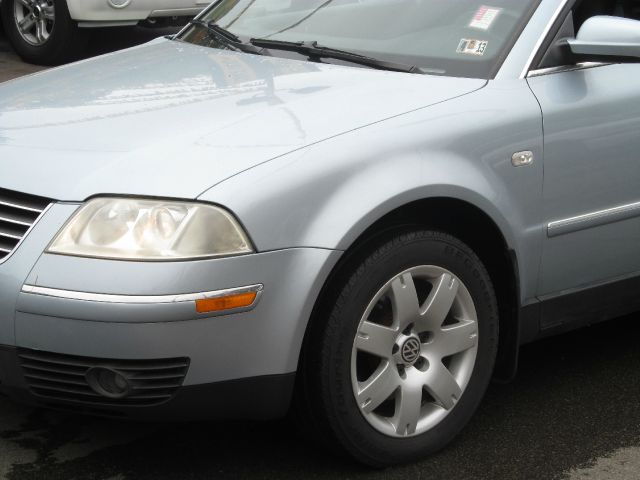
left=86, top=367, right=131, bottom=399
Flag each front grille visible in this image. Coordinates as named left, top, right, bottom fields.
left=18, top=349, right=190, bottom=408
left=0, top=188, right=52, bottom=261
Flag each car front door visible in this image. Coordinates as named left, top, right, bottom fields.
left=527, top=12, right=640, bottom=328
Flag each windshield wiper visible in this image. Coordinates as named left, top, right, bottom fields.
left=189, top=20, right=267, bottom=56
left=250, top=39, right=423, bottom=74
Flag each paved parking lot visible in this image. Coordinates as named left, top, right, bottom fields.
left=1, top=28, right=640, bottom=480
left=0, top=33, right=44, bottom=82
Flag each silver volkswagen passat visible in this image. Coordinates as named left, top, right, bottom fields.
left=1, top=0, right=639, bottom=466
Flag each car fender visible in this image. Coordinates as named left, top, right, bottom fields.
left=200, top=79, right=544, bottom=302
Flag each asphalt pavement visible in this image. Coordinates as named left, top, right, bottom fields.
left=1, top=27, right=640, bottom=480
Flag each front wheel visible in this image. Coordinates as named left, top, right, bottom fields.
left=297, top=230, right=499, bottom=466
left=1, top=0, right=86, bottom=65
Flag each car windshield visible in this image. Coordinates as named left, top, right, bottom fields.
left=178, top=0, right=540, bottom=79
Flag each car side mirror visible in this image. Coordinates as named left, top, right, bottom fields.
left=568, top=16, right=640, bottom=62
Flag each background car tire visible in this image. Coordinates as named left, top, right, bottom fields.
left=1, top=0, right=86, bottom=65
left=296, top=230, right=499, bottom=467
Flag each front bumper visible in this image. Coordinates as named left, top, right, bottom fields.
left=0, top=203, right=340, bottom=418
left=0, top=345, right=295, bottom=420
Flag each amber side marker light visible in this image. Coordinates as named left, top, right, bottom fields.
left=196, top=292, right=258, bottom=314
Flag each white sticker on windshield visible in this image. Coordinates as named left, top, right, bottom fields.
left=456, top=39, right=488, bottom=56
left=469, top=6, right=501, bottom=30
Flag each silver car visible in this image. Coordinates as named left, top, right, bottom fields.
left=1, top=0, right=639, bottom=467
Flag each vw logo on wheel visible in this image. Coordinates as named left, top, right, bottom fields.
left=401, top=337, right=421, bottom=364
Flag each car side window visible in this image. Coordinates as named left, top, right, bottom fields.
left=573, top=0, right=617, bottom=29
left=575, top=0, right=640, bottom=25
left=623, top=0, right=640, bottom=19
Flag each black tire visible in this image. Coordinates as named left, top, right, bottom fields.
left=1, top=0, right=86, bottom=65
left=296, top=230, right=499, bottom=467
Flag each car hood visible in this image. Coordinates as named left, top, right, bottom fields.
left=0, top=39, right=485, bottom=201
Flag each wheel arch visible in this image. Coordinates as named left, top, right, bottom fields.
left=300, top=196, right=522, bottom=383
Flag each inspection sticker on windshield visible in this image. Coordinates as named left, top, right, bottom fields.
left=469, top=6, right=501, bottom=30
left=456, top=39, right=488, bottom=56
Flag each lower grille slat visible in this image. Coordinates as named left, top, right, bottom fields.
left=18, top=348, right=190, bottom=409
left=22, top=362, right=87, bottom=377
left=41, top=395, right=173, bottom=408
left=129, top=372, right=187, bottom=381
left=30, top=383, right=101, bottom=397
left=19, top=352, right=189, bottom=371
left=132, top=382, right=184, bottom=391
left=24, top=373, right=88, bottom=386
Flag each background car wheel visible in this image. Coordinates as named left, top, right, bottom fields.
left=1, top=0, right=86, bottom=65
left=296, top=230, right=499, bottom=466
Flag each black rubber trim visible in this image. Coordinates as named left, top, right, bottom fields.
left=535, top=273, right=640, bottom=337
left=529, top=0, right=578, bottom=71
left=492, top=248, right=521, bottom=383
left=514, top=272, right=640, bottom=364
left=0, top=345, right=295, bottom=421
left=518, top=300, right=541, bottom=345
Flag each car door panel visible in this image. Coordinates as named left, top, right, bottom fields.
left=528, top=63, right=640, bottom=303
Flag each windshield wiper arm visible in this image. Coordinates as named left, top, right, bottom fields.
left=249, top=39, right=423, bottom=74
left=189, top=20, right=267, bottom=55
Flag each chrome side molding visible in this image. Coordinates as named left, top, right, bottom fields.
left=527, top=62, right=609, bottom=78
left=548, top=201, right=640, bottom=238
left=21, top=283, right=263, bottom=307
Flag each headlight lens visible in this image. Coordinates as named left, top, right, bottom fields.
left=48, top=198, right=253, bottom=260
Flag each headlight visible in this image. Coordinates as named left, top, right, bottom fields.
left=48, top=198, right=253, bottom=260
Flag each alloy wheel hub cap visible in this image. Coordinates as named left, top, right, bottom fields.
left=398, top=336, right=421, bottom=366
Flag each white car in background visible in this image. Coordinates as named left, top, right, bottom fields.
left=1, top=0, right=208, bottom=65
